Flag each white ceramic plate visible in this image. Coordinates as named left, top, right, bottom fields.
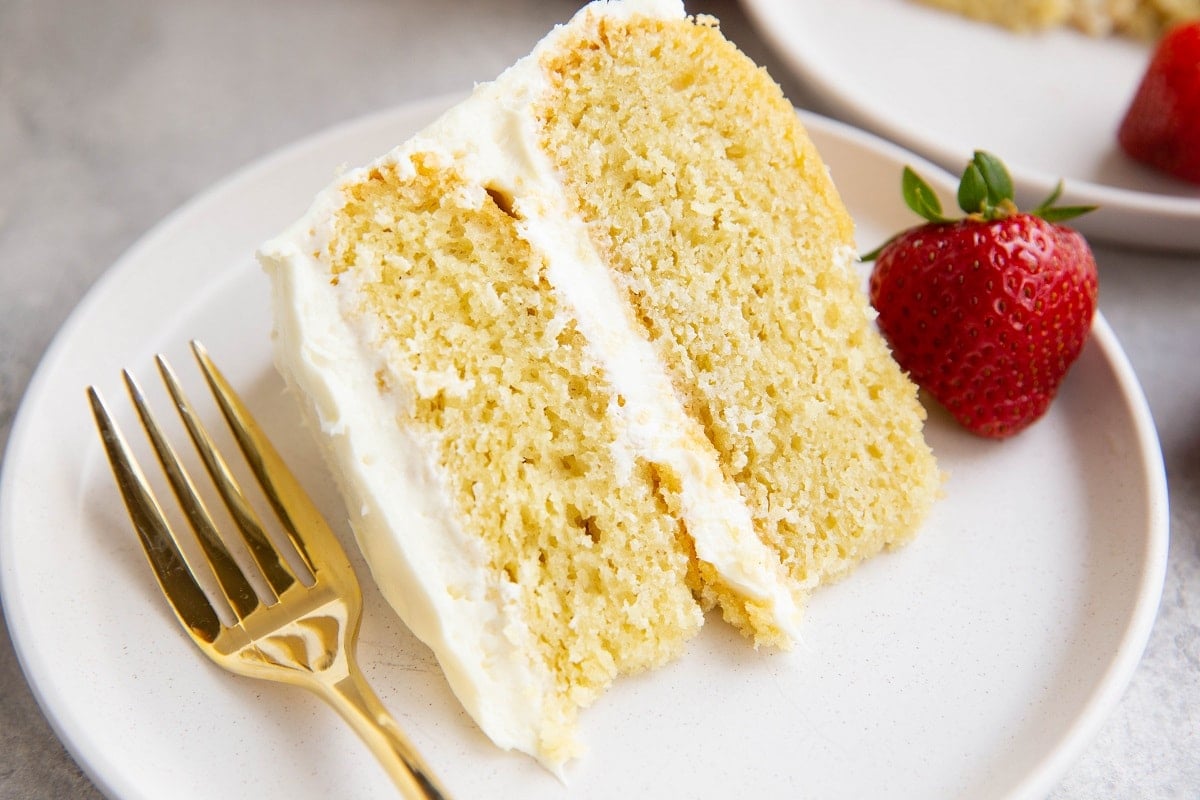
left=739, top=0, right=1200, bottom=252
left=0, top=95, right=1168, bottom=800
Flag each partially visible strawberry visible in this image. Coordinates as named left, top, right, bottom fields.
left=1118, top=20, right=1200, bottom=184
left=863, top=152, right=1099, bottom=439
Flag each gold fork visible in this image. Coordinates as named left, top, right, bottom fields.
left=87, top=340, right=451, bottom=799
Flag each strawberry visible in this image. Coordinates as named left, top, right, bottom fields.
left=1118, top=20, right=1200, bottom=184
left=863, top=152, right=1099, bottom=439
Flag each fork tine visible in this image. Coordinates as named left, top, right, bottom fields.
left=122, top=369, right=260, bottom=621
left=87, top=386, right=222, bottom=643
left=191, top=341, right=330, bottom=578
left=156, top=354, right=298, bottom=600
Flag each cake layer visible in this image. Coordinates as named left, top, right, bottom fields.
left=537, top=10, right=938, bottom=611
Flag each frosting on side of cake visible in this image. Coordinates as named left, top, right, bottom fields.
left=260, top=0, right=810, bottom=768
left=265, top=192, right=567, bottom=758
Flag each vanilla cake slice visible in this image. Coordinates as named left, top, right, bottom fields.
left=259, top=0, right=939, bottom=771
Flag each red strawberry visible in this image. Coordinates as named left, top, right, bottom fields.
left=1118, top=20, right=1200, bottom=184
left=863, top=152, right=1099, bottom=439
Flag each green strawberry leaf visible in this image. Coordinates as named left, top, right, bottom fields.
left=1038, top=204, right=1098, bottom=222
left=902, top=166, right=951, bottom=223
left=859, top=237, right=894, bottom=262
left=1032, top=180, right=1065, bottom=213
left=972, top=151, right=1014, bottom=207
left=957, top=162, right=989, bottom=215
left=1030, top=180, right=1097, bottom=222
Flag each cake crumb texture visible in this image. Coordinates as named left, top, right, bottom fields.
left=328, top=153, right=703, bottom=760
left=538, top=12, right=939, bottom=620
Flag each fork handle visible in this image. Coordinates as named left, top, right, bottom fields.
left=323, top=668, right=453, bottom=799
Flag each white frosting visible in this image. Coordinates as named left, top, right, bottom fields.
left=259, top=0, right=804, bottom=771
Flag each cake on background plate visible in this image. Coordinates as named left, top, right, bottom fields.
left=260, top=0, right=939, bottom=771
left=913, top=0, right=1200, bottom=37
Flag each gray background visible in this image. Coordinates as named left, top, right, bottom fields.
left=1, top=0, right=1197, bottom=797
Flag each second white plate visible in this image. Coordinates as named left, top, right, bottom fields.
left=0, top=96, right=1169, bottom=799
left=740, top=0, right=1200, bottom=252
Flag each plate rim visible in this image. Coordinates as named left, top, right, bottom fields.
left=0, top=95, right=1171, bottom=800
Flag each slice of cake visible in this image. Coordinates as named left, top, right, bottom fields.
left=260, top=0, right=938, bottom=771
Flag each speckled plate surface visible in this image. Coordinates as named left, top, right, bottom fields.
left=0, top=95, right=1168, bottom=799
